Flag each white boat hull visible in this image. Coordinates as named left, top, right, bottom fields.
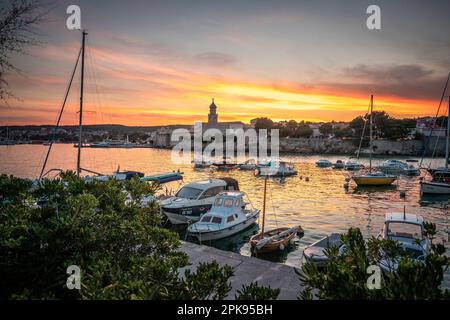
left=420, top=181, right=450, bottom=195
left=188, top=214, right=258, bottom=241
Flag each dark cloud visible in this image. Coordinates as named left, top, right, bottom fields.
left=343, top=64, right=435, bottom=83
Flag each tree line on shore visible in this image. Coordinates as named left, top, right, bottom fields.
left=254, top=112, right=447, bottom=140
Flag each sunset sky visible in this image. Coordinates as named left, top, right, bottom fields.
left=1, top=0, right=450, bottom=126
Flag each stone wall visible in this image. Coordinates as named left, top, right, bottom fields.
left=279, top=137, right=448, bottom=156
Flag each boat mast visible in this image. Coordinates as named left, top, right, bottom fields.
left=77, top=30, right=87, bottom=176
left=369, top=94, right=373, bottom=172
left=446, top=95, right=450, bottom=169
left=260, top=176, right=267, bottom=239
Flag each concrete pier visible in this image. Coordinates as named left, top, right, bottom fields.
left=180, top=241, right=303, bottom=300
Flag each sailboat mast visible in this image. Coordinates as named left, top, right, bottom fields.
left=446, top=95, right=450, bottom=169
left=369, top=94, right=373, bottom=172
left=260, top=176, right=267, bottom=239
left=77, top=30, right=87, bottom=176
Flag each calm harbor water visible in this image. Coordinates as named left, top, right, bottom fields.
left=1, top=144, right=449, bottom=286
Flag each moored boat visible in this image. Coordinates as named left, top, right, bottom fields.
left=255, top=160, right=297, bottom=177
left=160, top=178, right=239, bottom=224
left=315, top=159, right=332, bottom=168
left=187, top=191, right=259, bottom=241
left=351, top=95, right=397, bottom=187
left=333, top=160, right=345, bottom=169
left=377, top=211, right=431, bottom=272
left=302, top=233, right=343, bottom=268
left=250, top=177, right=303, bottom=254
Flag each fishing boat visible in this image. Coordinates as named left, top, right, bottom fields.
left=315, top=159, right=332, bottom=168
left=255, top=160, right=297, bottom=177
left=377, top=211, right=431, bottom=272
left=250, top=177, right=303, bottom=254
left=352, top=95, right=397, bottom=186
left=420, top=95, right=450, bottom=195
left=187, top=191, right=259, bottom=241
left=302, top=233, right=343, bottom=268
left=333, top=160, right=345, bottom=169
left=160, top=178, right=239, bottom=224
left=403, top=159, right=420, bottom=176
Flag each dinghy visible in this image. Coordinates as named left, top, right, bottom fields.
left=302, top=233, right=343, bottom=268
left=250, top=176, right=303, bottom=254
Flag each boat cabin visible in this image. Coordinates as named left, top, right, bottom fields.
left=382, top=212, right=424, bottom=242
left=197, top=191, right=248, bottom=227
left=174, top=178, right=238, bottom=200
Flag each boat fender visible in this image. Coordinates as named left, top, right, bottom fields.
left=279, top=243, right=285, bottom=250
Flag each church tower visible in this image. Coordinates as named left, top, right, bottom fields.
left=208, top=98, right=218, bottom=124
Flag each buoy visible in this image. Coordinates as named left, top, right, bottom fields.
left=305, top=177, right=310, bottom=182
left=299, top=176, right=303, bottom=180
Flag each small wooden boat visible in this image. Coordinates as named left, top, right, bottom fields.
left=302, top=233, right=343, bottom=268
left=250, top=176, right=302, bottom=254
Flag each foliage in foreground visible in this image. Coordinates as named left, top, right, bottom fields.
left=299, top=227, right=449, bottom=300
left=0, top=172, right=279, bottom=300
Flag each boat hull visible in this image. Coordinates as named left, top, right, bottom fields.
left=250, top=226, right=302, bottom=254
left=420, top=181, right=450, bottom=195
left=188, top=214, right=259, bottom=241
left=352, top=176, right=396, bottom=186
left=162, top=204, right=212, bottom=224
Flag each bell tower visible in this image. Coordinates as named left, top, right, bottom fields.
left=208, top=98, right=218, bottom=124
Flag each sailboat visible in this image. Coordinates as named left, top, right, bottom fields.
left=250, top=176, right=303, bottom=254
left=352, top=95, right=397, bottom=186
left=420, top=95, right=450, bottom=195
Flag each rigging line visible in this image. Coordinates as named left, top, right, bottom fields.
left=429, top=115, right=447, bottom=168
left=356, top=100, right=371, bottom=159
left=420, top=72, right=450, bottom=168
left=39, top=47, right=82, bottom=180
left=268, top=181, right=279, bottom=229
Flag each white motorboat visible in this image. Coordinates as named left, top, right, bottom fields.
left=377, top=211, right=431, bottom=272
left=377, top=159, right=408, bottom=174
left=187, top=191, right=259, bottom=241
left=315, top=159, right=332, bottom=168
left=255, top=160, right=297, bottom=177
left=302, top=233, right=343, bottom=268
left=160, top=178, right=239, bottom=224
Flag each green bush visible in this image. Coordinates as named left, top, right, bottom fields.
left=298, top=228, right=449, bottom=300
left=0, top=173, right=279, bottom=300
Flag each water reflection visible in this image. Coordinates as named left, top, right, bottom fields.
left=1, top=145, right=449, bottom=286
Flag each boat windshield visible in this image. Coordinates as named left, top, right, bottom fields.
left=386, top=222, right=422, bottom=239
left=176, top=187, right=203, bottom=200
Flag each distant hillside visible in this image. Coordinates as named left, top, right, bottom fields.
left=2, top=124, right=192, bottom=133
